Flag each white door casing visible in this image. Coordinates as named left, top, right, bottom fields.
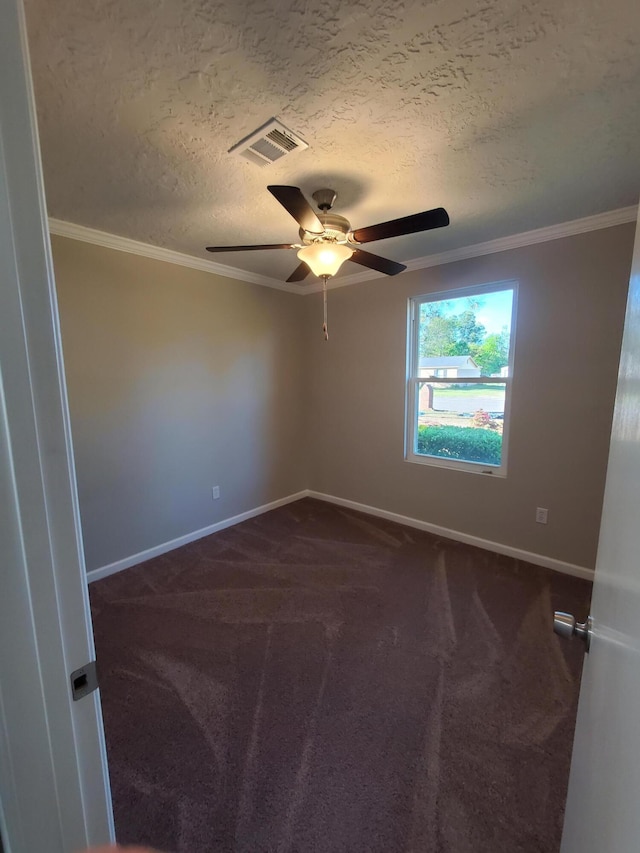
left=0, top=1, right=114, bottom=850
left=560, top=208, right=640, bottom=851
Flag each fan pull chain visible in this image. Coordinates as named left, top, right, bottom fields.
left=322, top=276, right=329, bottom=341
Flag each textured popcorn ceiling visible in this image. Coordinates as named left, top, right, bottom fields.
left=24, top=0, right=640, bottom=283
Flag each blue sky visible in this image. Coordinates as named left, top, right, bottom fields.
left=474, top=289, right=513, bottom=334
left=439, top=288, right=513, bottom=335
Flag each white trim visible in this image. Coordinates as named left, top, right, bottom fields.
left=0, top=0, right=113, bottom=848
left=405, top=280, right=517, bottom=478
left=308, top=204, right=639, bottom=292
left=89, top=487, right=594, bottom=586
left=49, top=205, right=637, bottom=296
left=87, top=490, right=308, bottom=583
left=307, top=491, right=594, bottom=581
left=48, top=218, right=301, bottom=294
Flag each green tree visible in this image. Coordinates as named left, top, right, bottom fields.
left=419, top=310, right=456, bottom=356
left=474, top=330, right=509, bottom=375
left=449, top=310, right=486, bottom=357
left=419, top=304, right=486, bottom=358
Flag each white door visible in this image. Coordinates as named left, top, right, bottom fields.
left=560, top=207, right=640, bottom=851
left=0, top=1, right=113, bottom=851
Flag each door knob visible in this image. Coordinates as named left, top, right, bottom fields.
left=553, top=612, right=592, bottom=652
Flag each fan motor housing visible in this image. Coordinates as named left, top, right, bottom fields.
left=300, top=213, right=352, bottom=245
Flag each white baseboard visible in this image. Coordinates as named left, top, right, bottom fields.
left=86, top=490, right=309, bottom=583
left=307, top=491, right=594, bottom=581
left=88, top=488, right=594, bottom=585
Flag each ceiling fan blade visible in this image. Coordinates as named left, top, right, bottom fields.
left=350, top=249, right=406, bottom=276
left=351, top=207, right=449, bottom=244
left=206, top=243, right=294, bottom=252
left=286, top=262, right=311, bottom=283
left=267, top=185, right=324, bottom=234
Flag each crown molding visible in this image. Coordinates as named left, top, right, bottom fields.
left=306, top=204, right=639, bottom=293
left=48, top=218, right=300, bottom=293
left=49, top=204, right=637, bottom=297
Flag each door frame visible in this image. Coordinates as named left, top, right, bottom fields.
left=0, top=1, right=113, bottom=850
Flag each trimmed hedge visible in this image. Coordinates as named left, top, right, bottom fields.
left=417, top=425, right=502, bottom=466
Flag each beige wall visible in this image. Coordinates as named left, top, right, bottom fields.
left=53, top=223, right=633, bottom=574
left=52, top=236, right=307, bottom=572
left=305, top=224, right=634, bottom=569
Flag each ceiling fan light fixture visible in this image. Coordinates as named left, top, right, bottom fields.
left=297, top=242, right=354, bottom=277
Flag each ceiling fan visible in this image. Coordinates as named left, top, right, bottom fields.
left=206, top=185, right=450, bottom=282
left=205, top=185, right=449, bottom=339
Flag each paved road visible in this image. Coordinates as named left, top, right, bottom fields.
left=431, top=394, right=505, bottom=414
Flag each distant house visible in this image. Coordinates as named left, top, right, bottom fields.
left=418, top=356, right=481, bottom=378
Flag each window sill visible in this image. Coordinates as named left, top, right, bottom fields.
left=404, top=453, right=507, bottom=478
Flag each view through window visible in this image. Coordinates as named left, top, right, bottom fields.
left=407, top=282, right=516, bottom=474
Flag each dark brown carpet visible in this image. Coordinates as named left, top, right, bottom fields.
left=90, top=498, right=591, bottom=853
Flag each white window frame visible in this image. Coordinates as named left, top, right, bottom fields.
left=405, top=280, right=518, bottom=477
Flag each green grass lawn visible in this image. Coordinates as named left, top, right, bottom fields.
left=432, top=383, right=505, bottom=397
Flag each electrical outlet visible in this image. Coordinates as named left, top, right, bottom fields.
left=536, top=507, right=548, bottom=524
left=212, top=486, right=220, bottom=500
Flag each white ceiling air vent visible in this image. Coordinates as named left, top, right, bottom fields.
left=228, top=118, right=309, bottom=167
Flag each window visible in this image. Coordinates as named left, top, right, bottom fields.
left=406, top=281, right=517, bottom=476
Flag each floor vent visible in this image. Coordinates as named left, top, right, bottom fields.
left=229, top=118, right=308, bottom=166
